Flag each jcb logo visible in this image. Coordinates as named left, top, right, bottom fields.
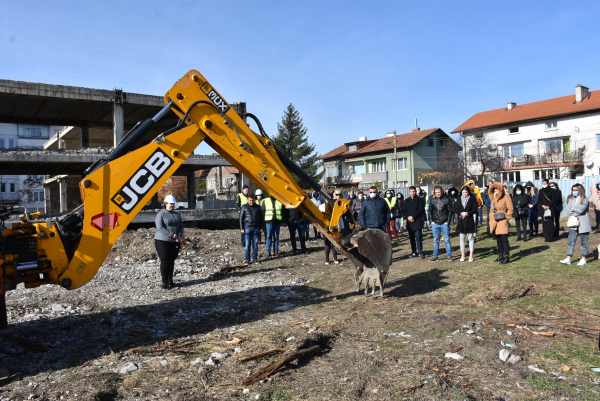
left=200, top=83, right=230, bottom=114
left=111, top=148, right=174, bottom=214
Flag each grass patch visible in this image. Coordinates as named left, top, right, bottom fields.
left=381, top=342, right=408, bottom=351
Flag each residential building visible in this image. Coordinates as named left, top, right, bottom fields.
left=453, top=85, right=600, bottom=183
left=0, top=123, right=62, bottom=211
left=204, top=166, right=241, bottom=200
left=320, top=128, right=456, bottom=189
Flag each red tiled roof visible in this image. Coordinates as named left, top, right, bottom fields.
left=320, top=128, right=442, bottom=160
left=224, top=166, right=240, bottom=174
left=452, top=90, right=600, bottom=133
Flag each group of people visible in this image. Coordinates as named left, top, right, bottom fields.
left=152, top=178, right=598, bottom=289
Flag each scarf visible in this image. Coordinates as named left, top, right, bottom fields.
left=462, top=195, right=469, bottom=209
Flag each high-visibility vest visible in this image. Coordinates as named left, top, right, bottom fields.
left=237, top=193, right=248, bottom=206
left=263, top=198, right=283, bottom=221
left=384, top=197, right=397, bottom=210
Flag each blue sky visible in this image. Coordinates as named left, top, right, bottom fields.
left=1, top=1, right=600, bottom=156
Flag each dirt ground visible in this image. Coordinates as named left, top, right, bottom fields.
left=3, top=219, right=600, bottom=400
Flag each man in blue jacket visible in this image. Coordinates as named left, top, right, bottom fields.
left=359, top=186, right=390, bottom=232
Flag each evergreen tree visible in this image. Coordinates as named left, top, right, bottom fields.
left=272, top=103, right=323, bottom=188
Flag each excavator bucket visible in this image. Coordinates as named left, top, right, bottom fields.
left=338, top=228, right=392, bottom=296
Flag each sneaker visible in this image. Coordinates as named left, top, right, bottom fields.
left=560, top=258, right=571, bottom=265
left=253, top=260, right=260, bottom=265
left=447, top=257, right=453, bottom=262
left=577, top=259, right=587, bottom=266
left=429, top=257, right=438, bottom=262
left=245, top=260, right=250, bottom=265
left=324, top=262, right=330, bottom=265
left=418, top=253, right=425, bottom=259
left=409, top=253, right=416, bottom=258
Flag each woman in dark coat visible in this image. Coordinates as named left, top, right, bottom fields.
left=539, top=179, right=559, bottom=242
left=511, top=184, right=532, bottom=242
left=448, top=187, right=460, bottom=227
left=453, top=186, right=478, bottom=262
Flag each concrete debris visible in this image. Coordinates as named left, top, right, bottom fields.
left=499, top=349, right=510, bottom=362
left=384, top=332, right=411, bottom=338
left=118, top=362, right=138, bottom=374
left=235, top=347, right=244, bottom=353
left=507, top=354, right=521, bottom=364
left=444, top=352, right=464, bottom=360
left=160, top=359, right=168, bottom=367
left=528, top=364, right=546, bottom=374
left=51, top=304, right=66, bottom=312
left=204, top=357, right=217, bottom=366
left=190, top=358, right=204, bottom=366
left=211, top=352, right=229, bottom=360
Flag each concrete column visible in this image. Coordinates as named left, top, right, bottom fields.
left=113, top=103, right=124, bottom=147
left=59, top=179, right=68, bottom=213
left=187, top=172, right=196, bottom=209
left=80, top=125, right=89, bottom=148
left=44, top=186, right=51, bottom=214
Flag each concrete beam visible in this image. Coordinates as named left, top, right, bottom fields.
left=44, top=186, right=51, bottom=214
left=59, top=179, right=67, bottom=213
left=132, top=208, right=237, bottom=224
left=80, top=125, right=89, bottom=148
left=187, top=172, right=196, bottom=209
left=113, top=102, right=124, bottom=146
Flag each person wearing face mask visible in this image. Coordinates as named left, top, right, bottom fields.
left=540, top=179, right=558, bottom=242
left=155, top=194, right=184, bottom=289
left=403, top=186, right=425, bottom=258
left=525, top=181, right=539, bottom=237
left=482, top=180, right=493, bottom=235
left=448, top=187, right=460, bottom=227
left=351, top=190, right=364, bottom=221
left=384, top=189, right=400, bottom=241
left=489, top=182, right=514, bottom=264
left=453, top=186, right=478, bottom=262
left=560, top=184, right=591, bottom=266
left=395, top=192, right=405, bottom=233
left=511, top=184, right=531, bottom=242
left=359, top=186, right=390, bottom=233
left=550, top=182, right=563, bottom=238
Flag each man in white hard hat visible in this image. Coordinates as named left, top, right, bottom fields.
left=255, top=189, right=264, bottom=245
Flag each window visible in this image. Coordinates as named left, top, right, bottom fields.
left=501, top=172, right=521, bottom=182
left=469, top=149, right=482, bottom=162
left=503, top=143, right=524, bottom=158
left=438, top=140, right=445, bottom=148
left=349, top=163, right=365, bottom=175
left=545, top=139, right=562, bottom=154
left=395, top=181, right=408, bottom=188
left=509, top=127, right=519, bottom=134
left=52, top=128, right=62, bottom=136
left=427, top=138, right=434, bottom=147
left=393, top=158, right=407, bottom=170
left=0, top=183, right=4, bottom=193
left=371, top=160, right=386, bottom=172
left=326, top=165, right=339, bottom=177
left=596, top=134, right=600, bottom=151
left=8, top=139, right=14, bottom=148
left=208, top=180, right=216, bottom=189
left=545, top=121, right=557, bottom=130
left=18, top=125, right=50, bottom=138
left=0, top=139, right=4, bottom=148
left=224, top=178, right=235, bottom=187
left=534, top=168, right=559, bottom=180
left=9, top=183, right=15, bottom=193
left=347, top=144, right=358, bottom=152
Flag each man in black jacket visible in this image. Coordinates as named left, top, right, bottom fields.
left=551, top=182, right=563, bottom=238
left=403, top=186, right=425, bottom=258
left=539, top=179, right=558, bottom=242
left=240, top=194, right=263, bottom=264
left=429, top=186, right=453, bottom=261
left=236, top=184, right=250, bottom=246
left=286, top=207, right=307, bottom=255
left=359, top=186, right=390, bottom=231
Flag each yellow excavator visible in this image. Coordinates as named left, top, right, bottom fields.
left=0, top=70, right=392, bottom=328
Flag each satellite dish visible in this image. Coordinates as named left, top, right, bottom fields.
left=585, top=158, right=594, bottom=168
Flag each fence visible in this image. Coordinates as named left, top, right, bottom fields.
left=506, top=175, right=600, bottom=217
left=196, top=200, right=237, bottom=210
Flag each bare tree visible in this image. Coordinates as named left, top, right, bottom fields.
left=462, top=133, right=502, bottom=185
left=435, top=139, right=465, bottom=185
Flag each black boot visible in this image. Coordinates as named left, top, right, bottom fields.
left=494, top=255, right=503, bottom=262
left=499, top=256, right=510, bottom=264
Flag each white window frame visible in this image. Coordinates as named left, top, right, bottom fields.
left=348, top=163, right=365, bottom=175
left=545, top=121, right=558, bottom=131
left=371, top=160, right=386, bottom=173
left=508, top=127, right=520, bottom=135
left=392, top=158, right=407, bottom=171
left=545, top=139, right=562, bottom=154
left=503, top=143, right=524, bottom=158
left=326, top=165, right=339, bottom=177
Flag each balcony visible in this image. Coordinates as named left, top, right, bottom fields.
left=361, top=171, right=388, bottom=182
left=325, top=171, right=387, bottom=186
left=500, top=151, right=584, bottom=170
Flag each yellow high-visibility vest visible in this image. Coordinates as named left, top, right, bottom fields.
left=384, top=196, right=397, bottom=209
left=263, top=197, right=283, bottom=221
left=237, top=193, right=248, bottom=206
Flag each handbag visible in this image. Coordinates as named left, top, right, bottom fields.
left=493, top=203, right=505, bottom=221
left=567, top=215, right=580, bottom=228
left=542, top=192, right=553, bottom=219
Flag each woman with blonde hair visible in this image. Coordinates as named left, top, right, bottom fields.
left=560, top=183, right=591, bottom=266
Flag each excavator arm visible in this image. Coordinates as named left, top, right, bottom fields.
left=0, top=70, right=392, bottom=322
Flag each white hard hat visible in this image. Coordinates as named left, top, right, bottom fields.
left=164, top=194, right=177, bottom=204
left=255, top=189, right=263, bottom=195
